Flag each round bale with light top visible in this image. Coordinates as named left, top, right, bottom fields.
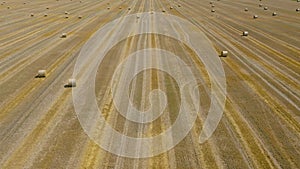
left=37, top=70, right=46, bottom=78
left=220, top=51, right=228, bottom=57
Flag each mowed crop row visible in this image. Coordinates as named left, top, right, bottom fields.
left=0, top=0, right=299, bottom=168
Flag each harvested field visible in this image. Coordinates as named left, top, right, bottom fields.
left=0, top=0, right=299, bottom=168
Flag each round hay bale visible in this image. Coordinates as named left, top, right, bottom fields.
left=264, top=6, right=268, bottom=10
left=178, top=4, right=181, bottom=7
left=244, top=8, right=248, bottom=11
left=162, top=9, right=166, bottom=12
left=243, top=31, right=249, bottom=36
left=78, top=15, right=82, bottom=19
left=44, top=13, right=48, bottom=17
left=259, top=4, right=263, bottom=7
left=30, top=13, right=34, bottom=17
left=68, top=79, right=76, bottom=87
left=253, top=15, right=258, bottom=19
left=296, top=8, right=300, bottom=12
left=272, top=12, right=277, bottom=16
left=61, top=33, right=67, bottom=38
left=37, top=70, right=46, bottom=78
left=128, top=7, right=131, bottom=10
left=221, top=51, right=228, bottom=57
left=170, top=6, right=173, bottom=9
left=211, top=9, right=216, bottom=12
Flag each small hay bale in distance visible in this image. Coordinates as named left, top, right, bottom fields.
left=30, top=13, right=34, bottom=17
left=272, top=12, right=277, bottom=16
left=36, top=70, right=46, bottom=78
left=162, top=9, right=166, bottom=12
left=107, top=7, right=110, bottom=10
left=296, top=8, right=300, bottom=12
left=61, top=33, right=67, bottom=38
left=297, top=0, right=300, bottom=2
left=78, top=15, right=82, bottom=19
left=128, top=7, right=131, bottom=10
left=44, top=13, right=48, bottom=17
left=212, top=4, right=215, bottom=7
left=259, top=4, right=263, bottom=7
left=66, top=79, right=76, bottom=87
left=210, top=1, right=213, bottom=4
left=64, top=11, right=69, bottom=14
left=170, top=6, right=173, bottom=9
left=244, top=8, right=248, bottom=11
left=242, top=31, right=249, bottom=36
left=211, top=9, right=216, bottom=12
left=178, top=4, right=181, bottom=7
left=264, top=7, right=268, bottom=10
left=220, top=51, right=228, bottom=57
left=253, top=15, right=258, bottom=19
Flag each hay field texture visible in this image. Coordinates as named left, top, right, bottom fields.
left=0, top=0, right=299, bottom=168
